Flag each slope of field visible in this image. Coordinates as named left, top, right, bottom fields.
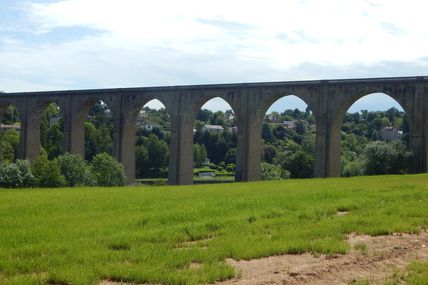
left=0, top=174, right=427, bottom=285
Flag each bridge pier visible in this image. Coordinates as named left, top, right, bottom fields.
left=112, top=110, right=136, bottom=185
left=235, top=112, right=262, bottom=182
left=17, top=101, right=42, bottom=160
left=168, top=112, right=194, bottom=185
left=61, top=99, right=86, bottom=157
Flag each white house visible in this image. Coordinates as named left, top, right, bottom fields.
left=201, top=124, right=224, bottom=133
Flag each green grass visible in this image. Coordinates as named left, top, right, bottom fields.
left=0, top=174, right=427, bottom=285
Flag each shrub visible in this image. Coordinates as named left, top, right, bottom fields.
left=31, top=156, right=66, bottom=188
left=0, top=163, right=23, bottom=188
left=57, top=153, right=94, bottom=187
left=261, top=162, right=282, bottom=180
left=15, top=159, right=35, bottom=187
left=90, top=153, right=126, bottom=186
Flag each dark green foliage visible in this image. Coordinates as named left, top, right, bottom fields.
left=364, top=141, right=413, bottom=175
left=261, top=162, right=282, bottom=180
left=1, top=105, right=19, bottom=124
left=85, top=101, right=113, bottom=160
left=282, top=150, right=314, bottom=178
left=40, top=103, right=64, bottom=159
left=90, top=153, right=126, bottom=186
left=193, top=143, right=207, bottom=167
left=147, top=134, right=169, bottom=171
left=0, top=129, right=19, bottom=162
left=31, top=155, right=66, bottom=187
left=57, top=153, right=93, bottom=187
left=15, top=159, right=35, bottom=187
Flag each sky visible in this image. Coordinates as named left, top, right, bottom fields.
left=1, top=0, right=427, bottom=112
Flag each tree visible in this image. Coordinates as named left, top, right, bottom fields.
left=15, top=159, right=35, bottom=187
left=85, top=122, right=98, bottom=160
left=1, top=129, right=19, bottom=162
left=147, top=134, right=169, bottom=171
left=135, top=145, right=149, bottom=178
left=57, top=153, right=93, bottom=187
left=196, top=109, right=212, bottom=123
left=1, top=105, right=19, bottom=124
left=31, top=155, right=66, bottom=187
left=193, top=143, right=207, bottom=167
left=90, top=153, right=126, bottom=186
left=262, top=123, right=274, bottom=143
left=44, top=123, right=64, bottom=159
left=282, top=150, right=314, bottom=178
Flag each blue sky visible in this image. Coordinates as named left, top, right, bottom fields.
left=1, top=0, right=427, bottom=112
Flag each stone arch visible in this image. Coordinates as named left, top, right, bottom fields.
left=188, top=94, right=239, bottom=122
left=83, top=99, right=114, bottom=160
left=260, top=94, right=316, bottom=179
left=325, top=89, right=412, bottom=177
left=192, top=96, right=238, bottom=183
left=257, top=91, right=319, bottom=126
left=333, top=89, right=410, bottom=129
left=134, top=98, right=171, bottom=184
left=0, top=102, right=21, bottom=162
left=38, top=100, right=65, bottom=159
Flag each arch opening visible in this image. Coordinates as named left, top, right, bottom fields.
left=0, top=104, right=20, bottom=162
left=193, top=97, right=237, bottom=183
left=40, top=102, right=64, bottom=160
left=84, top=100, right=113, bottom=161
left=135, top=99, right=170, bottom=185
left=340, top=93, right=412, bottom=177
left=262, top=95, right=315, bottom=180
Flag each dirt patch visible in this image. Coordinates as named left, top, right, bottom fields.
left=216, top=231, right=428, bottom=285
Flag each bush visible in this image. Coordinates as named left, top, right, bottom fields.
left=90, top=153, right=126, bottom=186
left=261, top=162, right=282, bottom=180
left=15, top=159, right=35, bottom=187
left=31, top=156, right=66, bottom=187
left=342, top=157, right=366, bottom=177
left=0, top=163, right=23, bottom=188
left=364, top=141, right=413, bottom=175
left=57, top=153, right=94, bottom=187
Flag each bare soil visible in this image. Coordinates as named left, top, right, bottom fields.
left=217, top=231, right=428, bottom=285
left=100, top=231, right=428, bottom=285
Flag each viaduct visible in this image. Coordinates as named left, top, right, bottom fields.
left=1, top=76, right=428, bottom=185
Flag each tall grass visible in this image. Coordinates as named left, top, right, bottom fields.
left=0, top=174, right=427, bottom=284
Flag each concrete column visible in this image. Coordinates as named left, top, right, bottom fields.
left=0, top=105, right=8, bottom=162
left=314, top=93, right=341, bottom=178
left=112, top=111, right=136, bottom=185
left=413, top=82, right=428, bottom=173
left=424, top=112, right=428, bottom=173
left=168, top=112, right=194, bottom=185
left=416, top=84, right=428, bottom=172
left=17, top=102, right=42, bottom=160
left=235, top=115, right=262, bottom=181
left=60, top=98, right=87, bottom=157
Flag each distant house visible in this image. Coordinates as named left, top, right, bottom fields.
left=142, top=123, right=156, bottom=131
left=380, top=126, right=403, bottom=141
left=267, top=113, right=279, bottom=123
left=0, top=122, right=21, bottom=131
left=282, top=120, right=296, bottom=129
left=201, top=125, right=224, bottom=133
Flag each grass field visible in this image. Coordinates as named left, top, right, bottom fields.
left=0, top=174, right=427, bottom=285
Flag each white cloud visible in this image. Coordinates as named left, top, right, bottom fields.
left=1, top=0, right=428, bottom=112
